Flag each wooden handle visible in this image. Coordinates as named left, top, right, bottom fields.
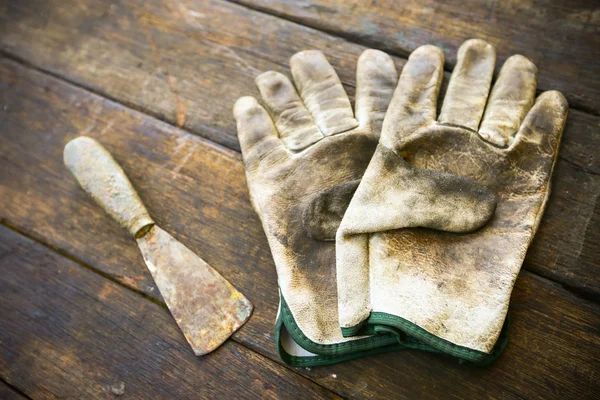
left=64, top=137, right=154, bottom=238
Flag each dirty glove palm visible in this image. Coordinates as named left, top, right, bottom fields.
left=336, top=40, right=568, bottom=363
left=234, top=49, right=402, bottom=365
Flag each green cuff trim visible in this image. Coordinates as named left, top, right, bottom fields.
left=342, top=311, right=510, bottom=366
left=275, top=314, right=405, bottom=367
left=278, top=295, right=399, bottom=355
left=276, top=294, right=509, bottom=367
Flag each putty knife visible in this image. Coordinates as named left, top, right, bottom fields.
left=64, top=136, right=253, bottom=355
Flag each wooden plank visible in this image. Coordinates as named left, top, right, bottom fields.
left=0, top=0, right=363, bottom=151
left=0, top=225, right=340, bottom=399
left=527, top=156, right=600, bottom=300
left=0, top=0, right=596, bottom=162
left=233, top=0, right=600, bottom=114
left=1, top=59, right=599, bottom=399
left=0, top=0, right=597, bottom=295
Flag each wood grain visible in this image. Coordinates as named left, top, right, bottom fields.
left=0, top=225, right=340, bottom=400
left=1, top=0, right=368, bottom=151
left=233, top=0, right=600, bottom=114
left=0, top=0, right=597, bottom=296
left=1, top=58, right=599, bottom=399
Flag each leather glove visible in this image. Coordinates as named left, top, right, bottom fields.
left=234, top=49, right=413, bottom=366
left=335, top=39, right=568, bottom=364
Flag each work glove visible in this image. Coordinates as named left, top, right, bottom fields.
left=234, top=49, right=418, bottom=366
left=334, top=39, right=568, bottom=364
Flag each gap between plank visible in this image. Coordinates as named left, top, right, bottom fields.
left=561, top=157, right=600, bottom=178
left=0, top=221, right=343, bottom=399
left=0, top=54, right=596, bottom=305
left=0, top=376, right=34, bottom=400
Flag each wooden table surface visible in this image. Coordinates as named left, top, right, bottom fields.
left=1, top=0, right=598, bottom=398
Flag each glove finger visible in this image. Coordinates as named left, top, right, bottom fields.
left=438, top=39, right=496, bottom=131
left=381, top=44, right=444, bottom=148
left=290, top=50, right=359, bottom=136
left=509, top=91, right=568, bottom=166
left=354, top=49, right=398, bottom=133
left=255, top=71, right=323, bottom=151
left=479, top=55, right=538, bottom=148
left=233, top=96, right=289, bottom=171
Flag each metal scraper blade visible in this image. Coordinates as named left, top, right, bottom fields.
left=137, top=225, right=253, bottom=356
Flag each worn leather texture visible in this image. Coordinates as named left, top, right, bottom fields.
left=234, top=49, right=399, bottom=348
left=336, top=39, right=569, bottom=353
